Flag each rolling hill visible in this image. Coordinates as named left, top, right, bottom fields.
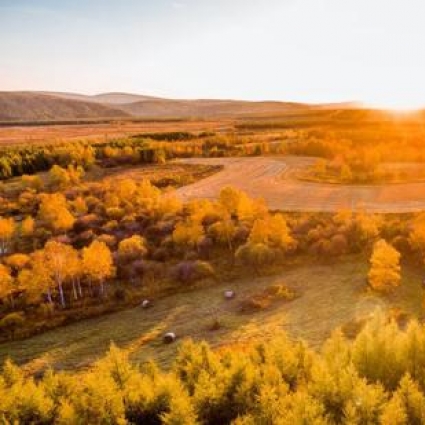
left=0, top=91, right=356, bottom=123
left=43, top=91, right=307, bottom=117
left=0, top=92, right=130, bottom=122
left=38, top=91, right=163, bottom=105
left=118, top=98, right=306, bottom=117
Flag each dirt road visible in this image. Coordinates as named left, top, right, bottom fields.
left=174, top=156, right=425, bottom=212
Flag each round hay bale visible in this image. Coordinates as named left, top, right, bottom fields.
left=224, top=290, right=235, bottom=300
left=163, top=332, right=176, bottom=344
left=141, top=299, right=151, bottom=309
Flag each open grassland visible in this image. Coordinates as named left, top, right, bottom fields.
left=175, top=156, right=425, bottom=212
left=0, top=257, right=422, bottom=375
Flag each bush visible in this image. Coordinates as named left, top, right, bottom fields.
left=235, top=242, right=276, bottom=274
left=172, top=261, right=215, bottom=284
left=263, top=283, right=297, bottom=301
left=239, top=295, right=271, bottom=313
left=0, top=312, right=25, bottom=339
left=240, top=284, right=297, bottom=313
left=113, top=287, right=127, bottom=302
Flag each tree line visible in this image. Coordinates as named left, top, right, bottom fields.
left=1, top=315, right=425, bottom=423
left=0, top=131, right=288, bottom=180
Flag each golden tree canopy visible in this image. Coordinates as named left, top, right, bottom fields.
left=368, top=239, right=401, bottom=292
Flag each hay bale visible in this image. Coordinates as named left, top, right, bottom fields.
left=224, top=290, right=235, bottom=300
left=163, top=332, right=176, bottom=344
left=141, top=299, right=151, bottom=309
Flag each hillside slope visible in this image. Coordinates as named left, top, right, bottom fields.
left=1, top=91, right=359, bottom=122
left=39, top=91, right=162, bottom=105
left=0, top=92, right=130, bottom=122
left=118, top=98, right=306, bottom=117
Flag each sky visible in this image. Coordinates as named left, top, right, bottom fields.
left=0, top=0, right=424, bottom=108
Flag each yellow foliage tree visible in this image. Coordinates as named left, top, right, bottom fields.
left=19, top=251, right=55, bottom=305
left=20, top=216, right=35, bottom=238
left=208, top=215, right=236, bottom=251
left=0, top=264, right=15, bottom=307
left=409, top=213, right=425, bottom=255
left=82, top=241, right=115, bottom=297
left=219, top=186, right=243, bottom=216
left=0, top=217, right=15, bottom=255
left=368, top=239, right=401, bottom=292
left=49, top=164, right=84, bottom=189
left=72, top=197, right=88, bottom=216
left=268, top=214, right=294, bottom=250
left=38, top=194, right=75, bottom=233
left=173, top=220, right=205, bottom=253
left=4, top=254, right=30, bottom=272
left=43, top=241, right=78, bottom=308
left=118, top=235, right=147, bottom=261
left=155, top=196, right=183, bottom=218
left=21, top=174, right=44, bottom=192
left=249, top=214, right=293, bottom=251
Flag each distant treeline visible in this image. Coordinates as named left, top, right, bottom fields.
left=0, top=133, right=270, bottom=180
left=0, top=117, right=188, bottom=127
left=131, top=131, right=215, bottom=141
left=0, top=133, right=245, bottom=180
left=0, top=143, right=97, bottom=179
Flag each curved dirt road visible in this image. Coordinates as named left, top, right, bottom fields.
left=174, top=156, right=425, bottom=212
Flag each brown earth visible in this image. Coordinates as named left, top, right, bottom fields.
left=174, top=156, right=425, bottom=212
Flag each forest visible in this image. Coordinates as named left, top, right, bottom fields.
left=2, top=111, right=425, bottom=424
left=1, top=316, right=425, bottom=424
left=2, top=157, right=425, bottom=341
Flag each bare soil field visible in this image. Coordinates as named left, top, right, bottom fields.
left=174, top=156, right=425, bottom=212
left=0, top=119, right=232, bottom=146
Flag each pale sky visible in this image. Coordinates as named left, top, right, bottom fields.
left=1, top=0, right=424, bottom=108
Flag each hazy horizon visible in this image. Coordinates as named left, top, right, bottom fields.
left=1, top=0, right=424, bottom=109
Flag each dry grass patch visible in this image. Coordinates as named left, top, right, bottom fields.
left=0, top=257, right=422, bottom=375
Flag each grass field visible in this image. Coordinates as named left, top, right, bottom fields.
left=0, top=256, right=422, bottom=375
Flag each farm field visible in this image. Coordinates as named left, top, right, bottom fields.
left=0, top=118, right=231, bottom=146
left=175, top=156, right=425, bottom=212
left=0, top=257, right=422, bottom=375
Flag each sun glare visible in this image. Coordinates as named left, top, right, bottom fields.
left=365, top=96, right=425, bottom=113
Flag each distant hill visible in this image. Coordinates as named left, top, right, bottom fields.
left=43, top=92, right=307, bottom=116
left=91, top=92, right=163, bottom=104
left=0, top=91, right=360, bottom=123
left=118, top=98, right=307, bottom=117
left=0, top=92, right=129, bottom=122
left=40, top=91, right=163, bottom=105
